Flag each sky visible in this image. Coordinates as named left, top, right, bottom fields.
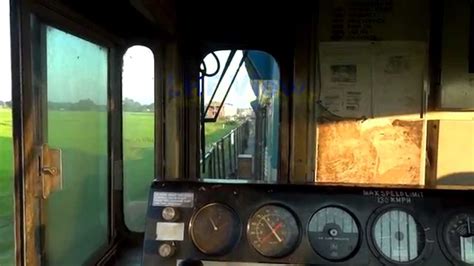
left=124, top=49, right=257, bottom=107
left=0, top=0, right=11, bottom=102
left=122, top=46, right=155, bottom=104
left=203, top=50, right=256, bottom=109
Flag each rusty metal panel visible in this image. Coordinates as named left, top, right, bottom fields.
left=316, top=119, right=425, bottom=185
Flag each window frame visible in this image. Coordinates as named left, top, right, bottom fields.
left=12, top=1, right=124, bottom=264
left=114, top=40, right=164, bottom=242
left=193, top=47, right=291, bottom=183
left=39, top=22, right=111, bottom=264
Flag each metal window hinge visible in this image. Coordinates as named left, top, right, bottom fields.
left=39, top=144, right=63, bottom=199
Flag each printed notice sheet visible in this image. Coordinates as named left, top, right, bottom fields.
left=319, top=42, right=372, bottom=118
left=319, top=42, right=426, bottom=118
left=372, top=42, right=426, bottom=116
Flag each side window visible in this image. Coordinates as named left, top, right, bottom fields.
left=0, top=0, right=14, bottom=264
left=200, top=50, right=280, bottom=183
left=33, top=25, right=109, bottom=265
left=122, top=46, right=155, bottom=232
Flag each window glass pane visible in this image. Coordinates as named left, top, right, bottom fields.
left=200, top=50, right=280, bottom=183
left=122, top=46, right=155, bottom=232
left=0, top=0, right=14, bottom=264
left=44, top=26, right=108, bottom=265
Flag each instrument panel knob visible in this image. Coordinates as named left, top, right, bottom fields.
left=159, top=243, right=176, bottom=258
left=162, top=207, right=179, bottom=221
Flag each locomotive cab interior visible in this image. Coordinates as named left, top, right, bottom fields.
left=1, top=0, right=474, bottom=265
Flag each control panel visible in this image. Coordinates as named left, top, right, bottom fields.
left=143, top=180, right=474, bottom=265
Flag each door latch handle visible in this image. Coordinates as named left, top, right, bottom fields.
left=40, top=144, right=63, bottom=199
left=41, top=166, right=58, bottom=175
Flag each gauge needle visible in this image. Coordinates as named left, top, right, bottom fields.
left=263, top=219, right=283, bottom=243
left=209, top=217, right=218, bottom=231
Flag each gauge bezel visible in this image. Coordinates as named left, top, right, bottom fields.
left=367, top=205, right=430, bottom=265
left=307, top=205, right=362, bottom=262
left=189, top=202, right=242, bottom=256
left=438, top=208, right=474, bottom=266
left=246, top=203, right=302, bottom=258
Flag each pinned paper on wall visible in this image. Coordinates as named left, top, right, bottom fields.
left=372, top=42, right=426, bottom=117
left=319, top=41, right=426, bottom=118
left=319, top=42, right=372, bottom=118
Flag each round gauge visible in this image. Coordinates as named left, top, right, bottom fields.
left=247, top=204, right=300, bottom=258
left=371, top=209, right=425, bottom=263
left=308, top=207, right=360, bottom=261
left=190, top=203, right=241, bottom=255
left=443, top=212, right=474, bottom=265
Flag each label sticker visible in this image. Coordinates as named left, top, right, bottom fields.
left=152, top=192, right=194, bottom=207
left=156, top=222, right=185, bottom=241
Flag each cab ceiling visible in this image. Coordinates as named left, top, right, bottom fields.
left=54, top=0, right=313, bottom=48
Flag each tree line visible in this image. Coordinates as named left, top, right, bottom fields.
left=5, top=98, right=155, bottom=112
left=0, top=101, right=12, bottom=108
left=122, top=98, right=154, bottom=112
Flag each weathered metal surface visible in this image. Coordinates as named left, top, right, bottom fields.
left=316, top=119, right=424, bottom=185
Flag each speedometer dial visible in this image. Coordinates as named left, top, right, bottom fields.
left=443, top=212, right=474, bottom=265
left=247, top=204, right=300, bottom=258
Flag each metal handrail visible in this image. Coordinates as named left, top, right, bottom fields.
left=200, top=119, right=250, bottom=178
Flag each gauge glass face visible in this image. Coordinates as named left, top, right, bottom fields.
left=308, top=207, right=360, bottom=261
left=372, top=209, right=425, bottom=263
left=190, top=203, right=241, bottom=255
left=247, top=205, right=300, bottom=258
left=443, top=213, right=474, bottom=264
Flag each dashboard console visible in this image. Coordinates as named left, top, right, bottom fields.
left=143, top=180, right=474, bottom=265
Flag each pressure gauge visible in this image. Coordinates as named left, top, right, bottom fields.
left=190, top=203, right=241, bottom=256
left=247, top=204, right=300, bottom=258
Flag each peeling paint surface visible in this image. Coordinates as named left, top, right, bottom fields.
left=317, top=119, right=424, bottom=185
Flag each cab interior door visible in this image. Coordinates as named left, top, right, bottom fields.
left=31, top=19, right=111, bottom=265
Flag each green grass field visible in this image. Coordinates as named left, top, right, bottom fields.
left=0, top=108, right=14, bottom=266
left=0, top=108, right=238, bottom=263
left=204, top=120, right=239, bottom=151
